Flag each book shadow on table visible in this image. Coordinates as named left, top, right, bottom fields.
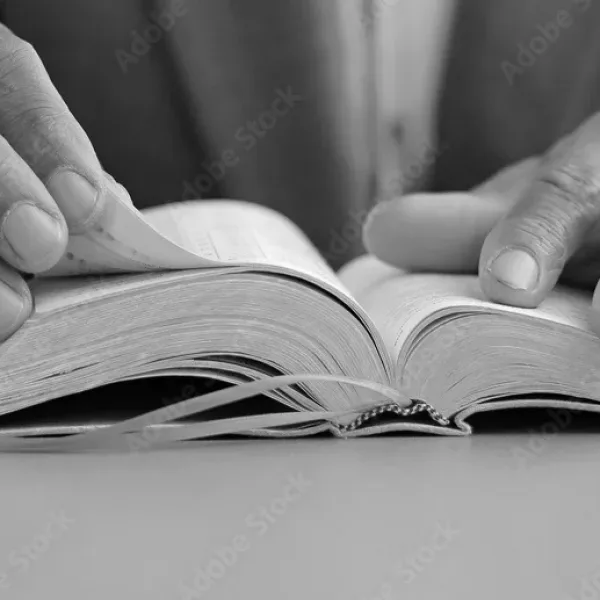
left=463, top=403, right=600, bottom=436
left=0, top=377, right=293, bottom=433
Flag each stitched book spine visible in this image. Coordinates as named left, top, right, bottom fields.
left=335, top=399, right=452, bottom=436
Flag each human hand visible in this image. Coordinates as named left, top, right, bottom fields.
left=364, top=111, right=600, bottom=315
left=0, top=26, right=131, bottom=341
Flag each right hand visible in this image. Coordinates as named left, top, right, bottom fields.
left=0, top=26, right=131, bottom=341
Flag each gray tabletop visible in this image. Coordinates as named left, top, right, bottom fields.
left=1, top=434, right=599, bottom=599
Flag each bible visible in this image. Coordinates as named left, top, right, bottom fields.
left=0, top=191, right=598, bottom=450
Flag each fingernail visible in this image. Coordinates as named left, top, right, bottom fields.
left=489, top=248, right=539, bottom=291
left=2, top=203, right=65, bottom=272
left=46, top=171, right=102, bottom=232
left=0, top=280, right=26, bottom=336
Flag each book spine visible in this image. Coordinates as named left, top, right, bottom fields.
left=335, top=399, right=452, bottom=435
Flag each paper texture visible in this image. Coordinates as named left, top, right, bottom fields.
left=142, top=200, right=344, bottom=289
left=341, top=255, right=596, bottom=358
left=46, top=189, right=219, bottom=276
left=43, top=191, right=348, bottom=297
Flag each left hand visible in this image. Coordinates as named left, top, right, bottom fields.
left=364, top=111, right=600, bottom=312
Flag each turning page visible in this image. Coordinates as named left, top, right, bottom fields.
left=44, top=187, right=347, bottom=295
left=141, top=200, right=344, bottom=292
left=34, top=194, right=390, bottom=346
left=45, top=187, right=218, bottom=275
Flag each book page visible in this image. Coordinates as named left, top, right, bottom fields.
left=44, top=188, right=221, bottom=276
left=42, top=184, right=344, bottom=289
left=33, top=197, right=365, bottom=321
left=43, top=191, right=347, bottom=294
left=340, top=255, right=596, bottom=359
left=141, top=200, right=346, bottom=293
left=140, top=203, right=392, bottom=360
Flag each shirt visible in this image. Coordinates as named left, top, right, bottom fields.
left=4, top=0, right=600, bottom=266
left=5, top=0, right=371, bottom=268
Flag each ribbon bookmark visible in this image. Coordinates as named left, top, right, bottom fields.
left=0, top=374, right=410, bottom=452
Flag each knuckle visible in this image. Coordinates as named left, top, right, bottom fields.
left=0, top=137, right=20, bottom=179
left=538, top=163, right=600, bottom=211
left=0, top=35, right=67, bottom=139
left=525, top=163, right=600, bottom=254
left=5, top=90, right=67, bottom=126
left=506, top=212, right=570, bottom=261
left=17, top=106, right=68, bottom=146
left=6, top=106, right=70, bottom=168
left=0, top=35, right=39, bottom=81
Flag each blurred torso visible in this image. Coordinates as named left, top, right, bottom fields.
left=4, top=0, right=600, bottom=261
left=6, top=0, right=370, bottom=267
left=433, top=0, right=600, bottom=191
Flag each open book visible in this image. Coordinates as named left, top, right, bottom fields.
left=1, top=190, right=599, bottom=450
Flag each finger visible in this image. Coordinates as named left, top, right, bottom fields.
left=363, top=157, right=539, bottom=272
left=591, top=281, right=600, bottom=336
left=480, top=114, right=600, bottom=308
left=0, top=26, right=131, bottom=233
left=364, top=192, right=506, bottom=272
left=0, top=135, right=67, bottom=272
left=103, top=171, right=134, bottom=206
left=0, top=261, right=32, bottom=341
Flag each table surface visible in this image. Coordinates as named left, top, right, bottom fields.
left=1, top=432, right=600, bottom=600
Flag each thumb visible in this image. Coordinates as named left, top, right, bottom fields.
left=480, top=117, right=600, bottom=307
